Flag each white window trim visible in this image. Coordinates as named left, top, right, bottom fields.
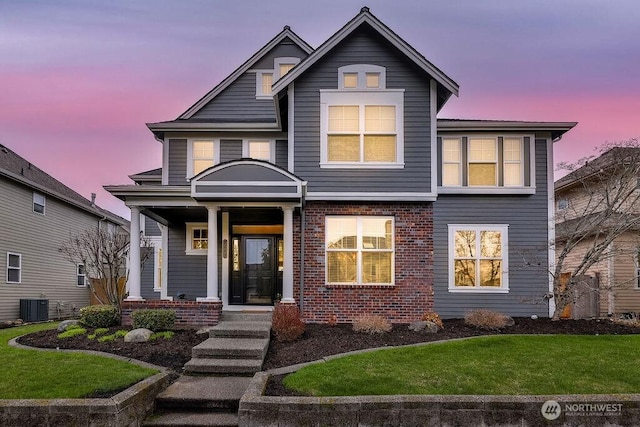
left=338, top=64, right=386, bottom=90
left=325, top=216, right=395, bottom=286
left=468, top=137, right=499, bottom=187
left=186, top=222, right=208, bottom=255
left=7, top=252, right=21, bottom=284
left=274, top=57, right=301, bottom=80
left=255, top=69, right=274, bottom=99
left=33, top=192, right=46, bottom=215
left=242, top=139, right=276, bottom=162
left=503, top=137, right=525, bottom=187
left=77, top=263, right=87, bottom=287
left=186, top=139, right=219, bottom=180
left=447, top=224, right=509, bottom=293
left=320, top=90, right=405, bottom=169
left=148, top=236, right=162, bottom=291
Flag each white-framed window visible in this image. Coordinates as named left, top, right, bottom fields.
left=448, top=224, right=509, bottom=292
left=242, top=139, right=275, bottom=162
left=33, top=192, right=45, bottom=215
left=338, top=64, right=386, bottom=90
left=7, top=252, right=21, bottom=284
left=156, top=247, right=163, bottom=291
left=557, top=198, right=569, bottom=211
left=274, top=57, right=300, bottom=80
left=325, top=216, right=394, bottom=286
left=255, top=57, right=300, bottom=99
left=468, top=137, right=498, bottom=186
left=320, top=90, right=404, bottom=168
left=442, top=138, right=462, bottom=186
left=77, top=264, right=87, bottom=287
left=186, top=223, right=208, bottom=255
left=187, top=139, right=218, bottom=178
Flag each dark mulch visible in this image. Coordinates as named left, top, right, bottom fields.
left=15, top=318, right=640, bottom=396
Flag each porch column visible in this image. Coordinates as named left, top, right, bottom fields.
left=281, top=206, right=295, bottom=303
left=126, top=206, right=143, bottom=301
left=205, top=206, right=220, bottom=301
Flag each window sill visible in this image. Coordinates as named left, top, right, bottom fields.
left=448, top=287, right=510, bottom=294
left=185, top=250, right=207, bottom=256
left=325, top=283, right=394, bottom=288
left=255, top=95, right=272, bottom=100
left=320, top=163, right=405, bottom=169
left=438, top=186, right=535, bottom=195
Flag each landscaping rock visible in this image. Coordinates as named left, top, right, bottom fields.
left=57, top=319, right=80, bottom=332
left=124, top=328, right=153, bottom=342
left=408, top=320, right=440, bottom=333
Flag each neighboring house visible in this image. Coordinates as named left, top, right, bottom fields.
left=0, top=144, right=128, bottom=322
left=555, top=147, right=640, bottom=318
left=107, top=8, right=575, bottom=325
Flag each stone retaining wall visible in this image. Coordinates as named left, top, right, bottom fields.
left=239, top=372, right=640, bottom=426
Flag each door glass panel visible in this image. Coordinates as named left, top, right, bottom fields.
left=245, top=238, right=273, bottom=305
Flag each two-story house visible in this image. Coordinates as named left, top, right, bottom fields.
left=1, top=144, right=128, bottom=322
left=107, top=8, right=576, bottom=325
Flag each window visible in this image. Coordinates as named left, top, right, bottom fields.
left=186, top=223, right=208, bottom=255
left=326, top=216, right=394, bottom=285
left=243, top=140, right=275, bottom=162
left=7, top=252, right=21, bottom=284
left=156, top=248, right=163, bottom=290
left=442, top=138, right=461, bottom=186
left=338, top=64, right=386, bottom=90
left=468, top=138, right=497, bottom=186
left=557, top=198, right=569, bottom=211
left=33, top=192, right=45, bottom=214
left=187, top=139, right=217, bottom=178
left=77, top=264, right=87, bottom=287
left=255, top=57, right=300, bottom=99
left=448, top=225, right=509, bottom=292
left=503, top=137, right=523, bottom=186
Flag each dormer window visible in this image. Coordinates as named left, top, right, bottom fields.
left=338, top=64, right=386, bottom=90
left=256, top=57, right=300, bottom=99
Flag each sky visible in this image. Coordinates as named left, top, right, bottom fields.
left=1, top=0, right=639, bottom=219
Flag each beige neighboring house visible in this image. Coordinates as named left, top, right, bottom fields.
left=555, top=147, right=640, bottom=318
left=0, top=144, right=128, bottom=322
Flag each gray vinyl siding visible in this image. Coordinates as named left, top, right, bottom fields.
left=168, top=139, right=188, bottom=185
left=0, top=177, right=108, bottom=321
left=432, top=139, right=550, bottom=318
left=144, top=216, right=161, bottom=237
left=190, top=39, right=308, bottom=123
left=275, top=139, right=288, bottom=170
left=220, top=139, right=242, bottom=163
left=293, top=25, right=432, bottom=193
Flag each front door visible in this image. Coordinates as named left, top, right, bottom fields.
left=230, top=235, right=282, bottom=305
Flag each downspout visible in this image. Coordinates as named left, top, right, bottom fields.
left=299, top=186, right=306, bottom=315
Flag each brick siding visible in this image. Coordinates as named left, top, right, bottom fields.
left=121, top=300, right=222, bottom=328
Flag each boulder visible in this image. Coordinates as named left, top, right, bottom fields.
left=57, top=319, right=80, bottom=332
left=124, top=328, right=153, bottom=343
left=408, top=320, right=440, bottom=333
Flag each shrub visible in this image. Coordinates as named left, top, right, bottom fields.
left=421, top=311, right=443, bottom=329
left=57, top=326, right=87, bottom=339
left=272, top=304, right=305, bottom=342
left=132, top=309, right=176, bottom=331
left=353, top=314, right=392, bottom=334
left=79, top=305, right=119, bottom=328
left=97, top=330, right=128, bottom=342
left=87, top=327, right=110, bottom=340
left=150, top=331, right=175, bottom=340
left=464, top=309, right=514, bottom=330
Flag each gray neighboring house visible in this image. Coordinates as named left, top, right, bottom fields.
left=108, top=8, right=576, bottom=324
left=0, top=144, right=128, bottom=322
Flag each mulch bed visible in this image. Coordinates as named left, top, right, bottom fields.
left=15, top=318, right=640, bottom=396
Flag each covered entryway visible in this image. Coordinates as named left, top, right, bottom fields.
left=230, top=235, right=283, bottom=305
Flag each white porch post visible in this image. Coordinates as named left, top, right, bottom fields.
left=281, top=206, right=295, bottom=303
left=204, top=206, right=220, bottom=301
left=126, top=206, right=143, bottom=301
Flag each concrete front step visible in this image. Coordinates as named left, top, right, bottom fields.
left=191, top=337, right=269, bottom=359
left=155, top=376, right=252, bottom=410
left=219, top=311, right=272, bottom=323
left=143, top=411, right=238, bottom=427
left=184, top=357, right=263, bottom=375
left=209, top=321, right=271, bottom=339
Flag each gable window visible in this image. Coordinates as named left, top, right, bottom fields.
left=326, top=216, right=394, bottom=286
left=256, top=57, right=300, bottom=99
left=187, top=139, right=218, bottom=178
left=7, top=252, right=21, bottom=284
left=243, top=140, right=275, bottom=162
left=338, top=64, right=386, bottom=90
left=77, top=264, right=87, bottom=287
left=186, top=223, right=208, bottom=255
left=448, top=225, right=509, bottom=292
left=33, top=192, right=45, bottom=215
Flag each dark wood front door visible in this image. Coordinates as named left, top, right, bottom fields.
left=230, top=235, right=282, bottom=305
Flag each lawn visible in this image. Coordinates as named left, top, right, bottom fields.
left=1, top=322, right=158, bottom=399
left=283, top=335, right=640, bottom=396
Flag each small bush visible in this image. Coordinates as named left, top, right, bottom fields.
left=464, top=309, right=514, bottom=330
left=353, top=314, right=392, bottom=334
left=87, top=327, right=110, bottom=340
left=132, top=309, right=176, bottom=331
left=272, top=304, right=305, bottom=342
left=150, top=331, right=175, bottom=340
left=97, top=330, right=128, bottom=342
left=79, top=305, right=119, bottom=328
left=421, top=312, right=443, bottom=329
left=57, top=327, right=87, bottom=339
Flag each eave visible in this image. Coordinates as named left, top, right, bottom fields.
left=438, top=119, right=577, bottom=141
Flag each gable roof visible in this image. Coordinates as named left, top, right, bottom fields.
left=177, top=26, right=313, bottom=121
left=0, top=144, right=128, bottom=226
left=272, top=7, right=459, bottom=109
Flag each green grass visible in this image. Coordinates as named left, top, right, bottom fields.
left=283, top=335, right=640, bottom=396
left=1, top=323, right=158, bottom=399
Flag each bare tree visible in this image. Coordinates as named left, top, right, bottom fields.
left=59, top=226, right=152, bottom=313
left=552, top=139, right=640, bottom=320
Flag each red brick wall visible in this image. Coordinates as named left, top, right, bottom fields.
left=121, top=300, right=222, bottom=328
left=294, top=202, right=434, bottom=323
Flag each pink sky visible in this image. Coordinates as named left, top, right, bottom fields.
left=1, top=1, right=639, bottom=218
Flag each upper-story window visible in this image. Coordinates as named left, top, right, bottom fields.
left=557, top=198, right=569, bottom=211
left=243, top=140, right=275, bottom=162
left=187, top=139, right=218, bottom=178
left=320, top=65, right=403, bottom=169
left=440, top=135, right=532, bottom=192
left=256, top=57, right=300, bottom=99
left=33, top=192, right=45, bottom=215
